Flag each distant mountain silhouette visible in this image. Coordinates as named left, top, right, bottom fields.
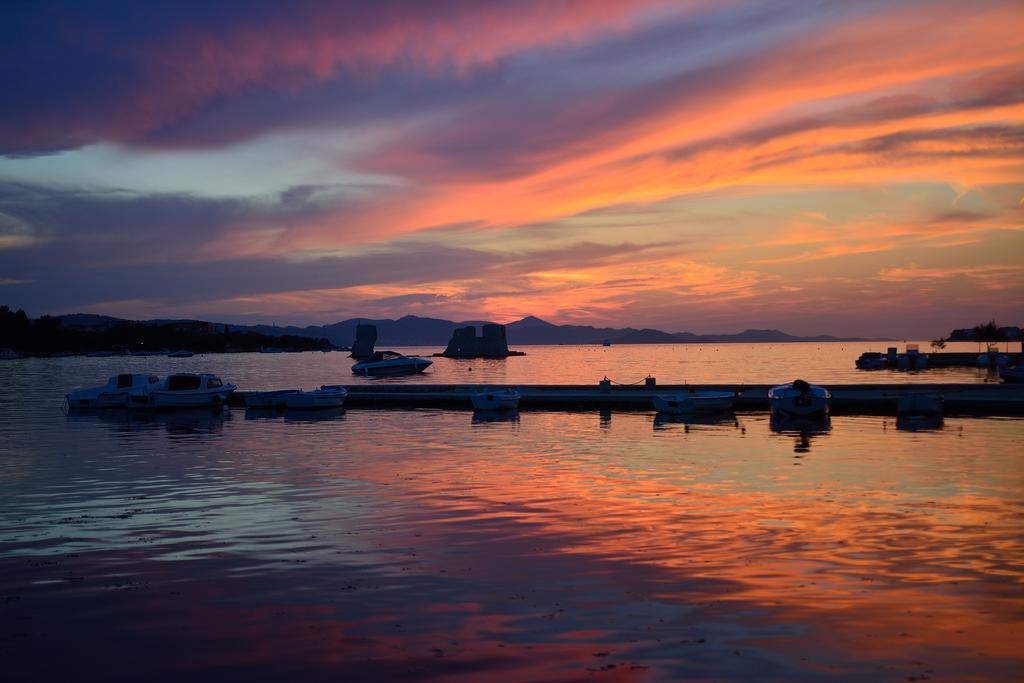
left=54, top=312, right=872, bottom=345
left=55, top=313, right=126, bottom=329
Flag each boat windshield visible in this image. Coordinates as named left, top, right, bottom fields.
left=206, top=378, right=223, bottom=388
left=116, top=374, right=134, bottom=388
left=167, top=375, right=201, bottom=391
left=367, top=351, right=405, bottom=361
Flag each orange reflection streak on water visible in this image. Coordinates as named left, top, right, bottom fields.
left=4, top=391, right=1023, bottom=680
left=325, top=412, right=1024, bottom=669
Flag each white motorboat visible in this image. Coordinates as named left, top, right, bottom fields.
left=652, top=390, right=734, bottom=414
left=167, top=349, right=195, bottom=358
left=897, top=393, right=943, bottom=416
left=141, top=373, right=235, bottom=408
left=768, top=379, right=830, bottom=417
left=470, top=388, right=520, bottom=411
left=247, top=385, right=347, bottom=409
left=65, top=373, right=162, bottom=409
left=351, top=351, right=432, bottom=376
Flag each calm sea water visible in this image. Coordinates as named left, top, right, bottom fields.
left=2, top=345, right=1022, bottom=681
left=2, top=340, right=1006, bottom=393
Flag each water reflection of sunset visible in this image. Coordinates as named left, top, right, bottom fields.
left=3, top=407, right=1022, bottom=680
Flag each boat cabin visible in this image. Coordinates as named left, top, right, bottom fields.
left=367, top=351, right=405, bottom=362
left=111, top=374, right=160, bottom=388
left=166, top=374, right=223, bottom=391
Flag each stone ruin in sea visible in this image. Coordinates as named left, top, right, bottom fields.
left=442, top=324, right=517, bottom=358
left=349, top=323, right=377, bottom=359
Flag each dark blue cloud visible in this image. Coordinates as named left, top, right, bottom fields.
left=0, top=0, right=654, bottom=155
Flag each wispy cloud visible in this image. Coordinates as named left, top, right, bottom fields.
left=0, top=1, right=1022, bottom=336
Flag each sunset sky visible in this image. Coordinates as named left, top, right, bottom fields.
left=1, top=0, right=1022, bottom=337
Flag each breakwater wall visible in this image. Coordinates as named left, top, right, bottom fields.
left=926, top=352, right=1022, bottom=367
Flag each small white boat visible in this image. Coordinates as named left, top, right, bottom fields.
left=351, top=351, right=432, bottom=376
left=652, top=390, right=734, bottom=414
left=470, top=388, right=520, bottom=411
left=897, top=393, right=943, bottom=416
left=167, top=349, right=195, bottom=358
left=142, top=373, right=235, bottom=408
left=768, top=379, right=830, bottom=417
left=86, top=351, right=114, bottom=357
left=246, top=385, right=348, bottom=409
left=65, top=373, right=162, bottom=409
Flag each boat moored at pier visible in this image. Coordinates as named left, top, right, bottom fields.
left=65, top=373, right=162, bottom=409
left=246, top=385, right=347, bottom=409
left=142, top=373, right=236, bottom=408
left=652, top=390, right=735, bottom=414
left=768, top=379, right=831, bottom=417
left=855, top=346, right=928, bottom=371
left=470, top=388, right=520, bottom=411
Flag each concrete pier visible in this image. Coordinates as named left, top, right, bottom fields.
left=231, top=383, right=1024, bottom=415
left=925, top=351, right=1022, bottom=367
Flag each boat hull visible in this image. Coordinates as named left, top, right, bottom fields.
left=653, top=391, right=734, bottom=414
left=352, top=359, right=432, bottom=376
left=247, top=387, right=347, bottom=409
left=283, top=389, right=347, bottom=409
left=470, top=391, right=520, bottom=411
left=245, top=390, right=300, bottom=408
left=768, top=383, right=831, bottom=417
left=65, top=391, right=131, bottom=409
left=145, top=387, right=235, bottom=409
left=769, top=395, right=829, bottom=417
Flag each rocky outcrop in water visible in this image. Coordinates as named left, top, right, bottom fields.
left=349, top=323, right=377, bottom=359
left=441, top=324, right=522, bottom=358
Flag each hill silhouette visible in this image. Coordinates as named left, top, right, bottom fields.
left=37, top=312, right=873, bottom=346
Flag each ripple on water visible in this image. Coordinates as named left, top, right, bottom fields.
left=1, top=372, right=1022, bottom=681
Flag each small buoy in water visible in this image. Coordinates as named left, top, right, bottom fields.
left=468, top=367, right=472, bottom=371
